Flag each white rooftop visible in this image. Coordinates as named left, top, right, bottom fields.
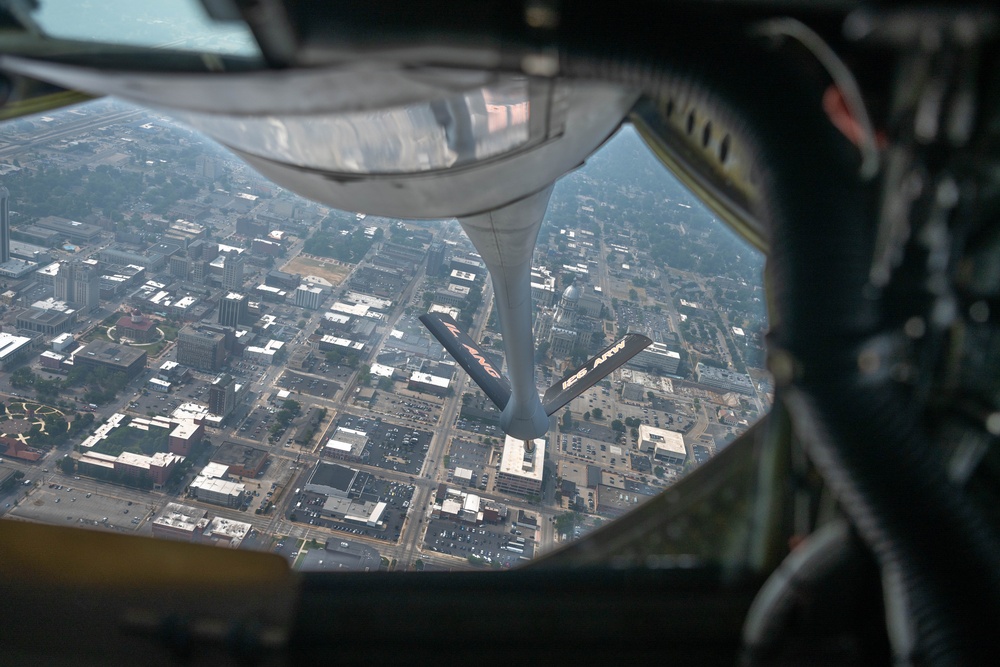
left=639, top=424, right=686, bottom=457
left=201, top=462, right=230, bottom=479
left=370, top=363, right=395, bottom=378
left=499, top=435, right=546, bottom=482
left=409, top=372, right=449, bottom=389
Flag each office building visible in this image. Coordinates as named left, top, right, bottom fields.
left=0, top=331, right=34, bottom=370
left=211, top=441, right=269, bottom=478
left=169, top=254, right=190, bottom=280
left=627, top=341, right=681, bottom=375
left=52, top=261, right=72, bottom=302
left=496, top=435, right=545, bottom=497
left=695, top=362, right=755, bottom=395
left=426, top=242, right=445, bottom=276
left=266, top=270, right=299, bottom=290
left=98, top=247, right=165, bottom=271
left=218, top=292, right=248, bottom=328
left=176, top=324, right=227, bottom=371
left=221, top=249, right=245, bottom=290
left=450, top=255, right=486, bottom=278
left=75, top=340, right=147, bottom=380
left=189, top=475, right=246, bottom=508
left=208, top=374, right=236, bottom=417
left=35, top=215, right=102, bottom=244
left=16, top=302, right=76, bottom=335
left=75, top=262, right=101, bottom=312
left=53, top=260, right=100, bottom=312
left=294, top=284, right=323, bottom=310
left=639, top=425, right=687, bottom=466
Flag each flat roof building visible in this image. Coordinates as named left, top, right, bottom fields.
left=202, top=516, right=252, bottom=548
left=695, top=362, right=755, bottom=395
left=323, top=427, right=368, bottom=462
left=305, top=461, right=358, bottom=499
left=244, top=339, right=285, bottom=364
left=211, top=441, right=268, bottom=479
left=74, top=339, right=147, bottom=380
left=496, top=435, right=545, bottom=497
left=218, top=292, right=248, bottom=328
left=176, top=324, right=226, bottom=371
left=190, top=475, right=246, bottom=508
left=450, top=269, right=478, bottom=287
left=0, top=331, right=34, bottom=370
left=408, top=371, right=450, bottom=396
left=639, top=425, right=687, bottom=466
left=627, top=341, right=681, bottom=375
left=16, top=304, right=75, bottom=335
left=208, top=373, right=236, bottom=418
left=295, top=284, right=324, bottom=309
left=151, top=503, right=209, bottom=542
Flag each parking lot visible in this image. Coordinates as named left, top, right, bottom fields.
left=364, top=392, right=440, bottom=427
left=11, top=485, right=150, bottom=533
left=375, top=395, right=439, bottom=427
left=126, top=375, right=212, bottom=419
left=331, top=413, right=430, bottom=476
left=454, top=416, right=501, bottom=438
left=287, top=476, right=414, bottom=543
left=559, top=433, right=640, bottom=476
left=445, top=438, right=492, bottom=490
left=693, top=444, right=712, bottom=465
left=277, top=370, right=342, bottom=400
left=423, top=518, right=533, bottom=567
left=237, top=402, right=312, bottom=445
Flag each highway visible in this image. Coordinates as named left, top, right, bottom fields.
left=0, top=106, right=144, bottom=158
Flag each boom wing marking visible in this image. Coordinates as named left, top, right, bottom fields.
left=542, top=333, right=652, bottom=415
left=419, top=313, right=511, bottom=409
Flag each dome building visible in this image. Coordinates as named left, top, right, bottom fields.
left=546, top=283, right=599, bottom=359
left=116, top=308, right=157, bottom=343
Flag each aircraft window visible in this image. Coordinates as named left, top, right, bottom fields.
left=0, top=100, right=766, bottom=572
left=27, top=0, right=260, bottom=58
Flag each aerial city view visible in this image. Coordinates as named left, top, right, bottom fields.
left=0, top=100, right=769, bottom=572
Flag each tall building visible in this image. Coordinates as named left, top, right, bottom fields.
left=221, top=250, right=245, bottom=290
left=188, top=240, right=205, bottom=260
left=208, top=374, right=236, bottom=417
left=426, top=242, right=445, bottom=276
left=191, top=260, right=208, bottom=284
left=294, top=284, right=323, bottom=310
left=176, top=324, right=227, bottom=371
left=496, top=435, right=545, bottom=496
left=202, top=242, right=220, bottom=262
left=0, top=185, right=10, bottom=264
left=54, top=260, right=100, bottom=312
left=169, top=255, right=190, bottom=280
left=53, top=261, right=72, bottom=302
left=74, top=262, right=100, bottom=312
left=218, top=292, right=248, bottom=328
